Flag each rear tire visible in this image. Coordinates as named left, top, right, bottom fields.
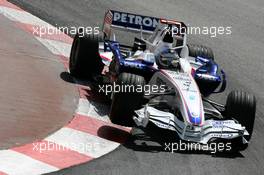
left=69, top=33, right=104, bottom=78
left=188, top=44, right=214, bottom=60
left=109, top=73, right=145, bottom=126
left=225, top=90, right=256, bottom=151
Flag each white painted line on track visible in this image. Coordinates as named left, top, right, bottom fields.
left=0, top=6, right=51, bottom=26
left=0, top=150, right=58, bottom=175
left=35, top=37, right=72, bottom=58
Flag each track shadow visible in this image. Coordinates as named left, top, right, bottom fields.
left=60, top=72, right=95, bottom=87
left=60, top=71, right=75, bottom=84
left=97, top=126, right=131, bottom=144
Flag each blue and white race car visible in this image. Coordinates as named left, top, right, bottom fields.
left=69, top=10, right=256, bottom=151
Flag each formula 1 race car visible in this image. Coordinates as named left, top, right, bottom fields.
left=69, top=10, right=256, bottom=151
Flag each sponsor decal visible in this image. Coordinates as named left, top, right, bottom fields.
left=166, top=71, right=191, bottom=82
left=191, top=112, right=199, bottom=117
left=211, top=133, right=234, bottom=138
left=110, top=10, right=159, bottom=32
left=123, top=61, right=144, bottom=69
left=196, top=73, right=218, bottom=81
left=212, top=120, right=234, bottom=128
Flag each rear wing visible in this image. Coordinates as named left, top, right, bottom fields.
left=103, top=10, right=187, bottom=39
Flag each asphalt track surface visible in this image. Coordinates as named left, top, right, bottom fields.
left=8, top=0, right=264, bottom=174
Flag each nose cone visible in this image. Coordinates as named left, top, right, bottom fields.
left=188, top=111, right=202, bottom=125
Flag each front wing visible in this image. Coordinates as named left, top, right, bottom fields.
left=134, top=106, right=249, bottom=144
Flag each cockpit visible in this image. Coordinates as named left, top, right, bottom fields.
left=111, top=19, right=187, bottom=72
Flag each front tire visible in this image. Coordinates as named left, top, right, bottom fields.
left=188, top=44, right=214, bottom=60
left=69, top=33, right=104, bottom=78
left=225, top=90, right=256, bottom=150
left=109, top=73, right=145, bottom=126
